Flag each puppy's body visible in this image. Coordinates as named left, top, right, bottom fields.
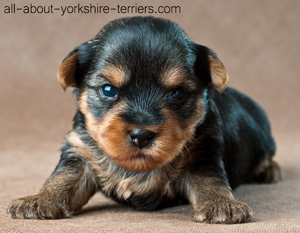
left=60, top=87, right=275, bottom=211
left=8, top=16, right=281, bottom=223
left=208, top=88, right=276, bottom=187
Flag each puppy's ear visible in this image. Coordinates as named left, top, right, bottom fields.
left=57, top=43, right=91, bottom=91
left=193, top=44, right=228, bottom=93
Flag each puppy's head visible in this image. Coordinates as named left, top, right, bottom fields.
left=57, top=17, right=228, bottom=172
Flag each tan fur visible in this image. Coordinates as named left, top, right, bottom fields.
left=57, top=52, right=79, bottom=91
left=252, top=159, right=270, bottom=176
left=264, top=160, right=282, bottom=183
left=191, top=197, right=253, bottom=224
left=161, top=68, right=196, bottom=91
left=41, top=164, right=97, bottom=212
left=96, top=154, right=186, bottom=200
left=182, top=96, right=207, bottom=138
left=66, top=131, right=95, bottom=161
left=101, top=66, right=127, bottom=88
left=250, top=159, right=282, bottom=183
left=208, top=55, right=229, bottom=93
left=180, top=173, right=233, bottom=209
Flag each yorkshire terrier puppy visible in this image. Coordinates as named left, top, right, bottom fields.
left=8, top=16, right=281, bottom=224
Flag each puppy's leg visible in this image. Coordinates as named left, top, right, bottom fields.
left=183, top=173, right=253, bottom=224
left=7, top=132, right=98, bottom=219
left=181, top=134, right=253, bottom=225
left=248, top=160, right=282, bottom=184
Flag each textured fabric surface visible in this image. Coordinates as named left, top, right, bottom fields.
left=1, top=0, right=299, bottom=232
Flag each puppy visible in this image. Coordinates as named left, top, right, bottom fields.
left=8, top=16, right=281, bottom=224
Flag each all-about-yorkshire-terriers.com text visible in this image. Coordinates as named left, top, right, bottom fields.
left=4, top=3, right=182, bottom=16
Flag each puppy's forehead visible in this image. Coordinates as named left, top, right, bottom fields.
left=102, top=33, right=192, bottom=72
left=87, top=17, right=197, bottom=88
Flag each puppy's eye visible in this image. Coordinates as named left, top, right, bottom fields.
left=171, top=88, right=185, bottom=101
left=101, top=85, right=118, bottom=98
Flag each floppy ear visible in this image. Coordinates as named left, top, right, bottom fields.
left=57, top=43, right=91, bottom=91
left=193, top=44, right=229, bottom=93
left=57, top=48, right=79, bottom=91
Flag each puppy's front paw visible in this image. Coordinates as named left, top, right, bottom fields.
left=7, top=194, right=72, bottom=219
left=191, top=198, right=253, bottom=224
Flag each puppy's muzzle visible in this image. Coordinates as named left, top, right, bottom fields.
left=129, top=129, right=156, bottom=149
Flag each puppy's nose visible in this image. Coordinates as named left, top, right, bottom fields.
left=129, top=129, right=156, bottom=149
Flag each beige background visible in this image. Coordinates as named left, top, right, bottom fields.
left=0, top=0, right=299, bottom=232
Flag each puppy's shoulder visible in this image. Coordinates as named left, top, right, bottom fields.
left=209, top=87, right=268, bottom=120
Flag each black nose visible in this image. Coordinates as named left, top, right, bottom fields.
left=129, top=129, right=156, bottom=149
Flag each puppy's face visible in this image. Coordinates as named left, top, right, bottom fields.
left=57, top=17, right=228, bottom=172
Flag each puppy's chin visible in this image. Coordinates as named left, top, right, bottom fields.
left=106, top=150, right=172, bottom=172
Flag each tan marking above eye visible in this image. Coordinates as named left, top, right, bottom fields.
left=161, top=67, right=197, bottom=91
left=101, top=66, right=127, bottom=88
